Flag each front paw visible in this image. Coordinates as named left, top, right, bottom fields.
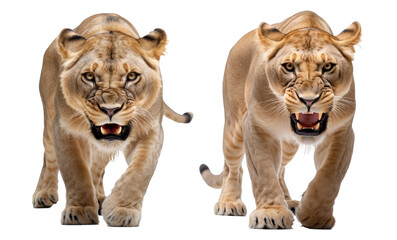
left=249, top=206, right=294, bottom=229
left=101, top=195, right=141, bottom=227
left=214, top=199, right=247, bottom=216
left=297, top=205, right=335, bottom=229
left=297, top=200, right=335, bottom=229
left=61, top=205, right=99, bottom=225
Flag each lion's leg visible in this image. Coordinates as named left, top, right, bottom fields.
left=214, top=118, right=246, bottom=216
left=90, top=150, right=113, bottom=215
left=33, top=108, right=59, bottom=208
left=297, top=127, right=354, bottom=229
left=53, top=123, right=99, bottom=225
left=244, top=115, right=294, bottom=229
left=101, top=127, right=163, bottom=227
left=279, top=141, right=299, bottom=214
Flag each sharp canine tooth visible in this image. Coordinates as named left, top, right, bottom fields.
left=295, top=113, right=299, bottom=120
left=116, top=126, right=122, bottom=135
left=100, top=126, right=106, bottom=135
left=314, top=123, right=320, bottom=130
left=297, top=122, right=303, bottom=130
left=318, top=113, right=323, bottom=120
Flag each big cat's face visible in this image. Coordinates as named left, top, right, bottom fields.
left=58, top=31, right=163, bottom=148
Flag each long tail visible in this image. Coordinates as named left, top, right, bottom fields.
left=199, top=164, right=223, bottom=189
left=163, top=102, right=193, bottom=123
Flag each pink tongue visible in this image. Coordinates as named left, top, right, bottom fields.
left=299, top=113, right=319, bottom=127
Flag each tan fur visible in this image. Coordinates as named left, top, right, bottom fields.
left=200, top=11, right=360, bottom=229
left=32, top=13, right=192, bottom=226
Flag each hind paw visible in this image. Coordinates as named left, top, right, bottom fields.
left=214, top=199, right=246, bottom=216
left=286, top=200, right=300, bottom=215
left=32, top=188, right=58, bottom=208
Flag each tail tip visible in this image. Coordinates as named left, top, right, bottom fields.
left=199, top=164, right=209, bottom=174
left=183, top=112, right=193, bottom=123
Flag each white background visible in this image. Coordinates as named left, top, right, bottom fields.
left=1, top=0, right=396, bottom=239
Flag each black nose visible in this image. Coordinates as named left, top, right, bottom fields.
left=98, top=104, right=122, bottom=119
left=298, top=97, right=319, bottom=110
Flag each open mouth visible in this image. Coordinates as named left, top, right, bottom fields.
left=90, top=121, right=131, bottom=141
left=290, top=112, right=328, bottom=136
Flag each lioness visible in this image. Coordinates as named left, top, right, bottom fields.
left=200, top=11, right=360, bottom=229
left=32, top=13, right=192, bottom=226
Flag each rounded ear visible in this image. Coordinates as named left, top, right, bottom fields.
left=335, top=21, right=361, bottom=46
left=57, top=28, right=86, bottom=60
left=258, top=22, right=285, bottom=43
left=333, top=22, right=361, bottom=60
left=137, top=28, right=167, bottom=60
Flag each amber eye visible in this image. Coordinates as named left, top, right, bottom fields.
left=322, top=63, right=336, bottom=72
left=127, top=72, right=140, bottom=82
left=82, top=72, right=95, bottom=81
left=282, top=62, right=295, bottom=72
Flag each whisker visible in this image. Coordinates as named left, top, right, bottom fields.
left=131, top=118, right=144, bottom=135
left=64, top=113, right=86, bottom=129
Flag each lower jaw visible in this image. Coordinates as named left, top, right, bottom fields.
left=293, top=128, right=323, bottom=136
left=94, top=134, right=126, bottom=141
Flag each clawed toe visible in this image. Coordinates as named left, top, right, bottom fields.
left=214, top=199, right=247, bottom=216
